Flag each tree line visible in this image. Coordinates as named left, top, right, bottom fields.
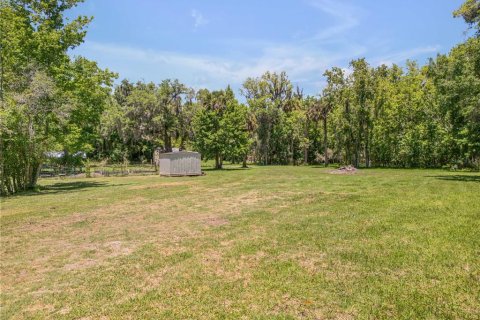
left=1, top=0, right=479, bottom=195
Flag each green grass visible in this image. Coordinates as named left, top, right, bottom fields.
left=1, top=166, right=479, bottom=319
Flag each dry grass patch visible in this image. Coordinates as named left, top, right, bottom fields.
left=128, top=180, right=194, bottom=190
left=1, top=179, right=291, bottom=309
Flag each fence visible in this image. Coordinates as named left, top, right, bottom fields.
left=40, top=163, right=157, bottom=178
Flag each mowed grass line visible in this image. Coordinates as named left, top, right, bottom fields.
left=1, top=166, right=479, bottom=319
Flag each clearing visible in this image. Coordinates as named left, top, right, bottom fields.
left=1, top=166, right=479, bottom=319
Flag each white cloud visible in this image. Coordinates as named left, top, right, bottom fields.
left=372, top=45, right=441, bottom=66
left=191, top=9, right=208, bottom=29
left=71, top=2, right=442, bottom=95
left=306, top=0, right=363, bottom=41
left=77, top=40, right=366, bottom=93
left=74, top=1, right=369, bottom=92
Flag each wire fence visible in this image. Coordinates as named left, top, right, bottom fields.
left=40, top=163, right=157, bottom=178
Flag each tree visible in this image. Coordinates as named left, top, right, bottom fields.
left=321, top=67, right=347, bottom=166
left=194, top=87, right=250, bottom=169
left=454, top=0, right=480, bottom=34
left=98, top=79, right=193, bottom=162
left=124, top=82, right=158, bottom=160
left=242, top=107, right=257, bottom=168
left=156, top=79, right=189, bottom=152
left=0, top=0, right=115, bottom=195
left=1, top=69, right=58, bottom=193
left=62, top=58, right=115, bottom=157
left=242, top=71, right=295, bottom=164
left=349, top=59, right=375, bottom=167
left=428, top=38, right=480, bottom=167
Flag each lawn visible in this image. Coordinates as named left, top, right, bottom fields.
left=1, top=166, right=479, bottom=319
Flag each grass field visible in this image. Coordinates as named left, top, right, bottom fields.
left=1, top=166, right=479, bottom=319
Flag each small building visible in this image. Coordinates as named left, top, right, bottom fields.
left=158, top=151, right=202, bottom=176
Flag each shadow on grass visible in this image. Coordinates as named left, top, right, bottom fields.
left=16, top=181, right=113, bottom=197
left=201, top=167, right=251, bottom=172
left=428, top=175, right=480, bottom=183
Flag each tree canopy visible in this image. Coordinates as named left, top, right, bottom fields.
left=1, top=0, right=479, bottom=195
left=0, top=0, right=115, bottom=195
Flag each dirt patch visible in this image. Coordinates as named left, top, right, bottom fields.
left=204, top=217, right=229, bottom=226
left=62, top=241, right=135, bottom=271
left=205, top=250, right=267, bottom=284
left=128, top=181, right=193, bottom=190
left=64, top=259, right=97, bottom=271
left=104, top=240, right=135, bottom=257
left=270, top=293, right=326, bottom=319
left=57, top=306, right=71, bottom=315
left=330, top=165, right=358, bottom=175
left=25, top=303, right=55, bottom=314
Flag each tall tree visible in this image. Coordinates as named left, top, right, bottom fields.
left=194, top=87, right=250, bottom=169
left=242, top=71, right=294, bottom=164
left=156, top=79, right=189, bottom=152
left=0, top=0, right=115, bottom=195
left=350, top=59, right=375, bottom=167
left=322, top=67, right=347, bottom=166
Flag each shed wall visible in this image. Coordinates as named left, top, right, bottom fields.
left=158, top=158, right=170, bottom=175
left=159, top=152, right=201, bottom=176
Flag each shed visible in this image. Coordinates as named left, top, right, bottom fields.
left=158, top=151, right=202, bottom=176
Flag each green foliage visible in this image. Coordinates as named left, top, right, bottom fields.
left=241, top=71, right=302, bottom=165
left=454, top=0, right=480, bottom=34
left=323, top=53, right=479, bottom=169
left=84, top=158, right=91, bottom=178
left=2, top=0, right=480, bottom=195
left=1, top=69, right=58, bottom=194
left=0, top=0, right=115, bottom=195
left=99, top=40, right=479, bottom=170
left=428, top=37, right=480, bottom=166
left=193, top=87, right=250, bottom=169
left=99, top=79, right=193, bottom=162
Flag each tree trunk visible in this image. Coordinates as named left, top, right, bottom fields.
left=355, top=143, right=360, bottom=168
left=355, top=123, right=361, bottom=168
left=26, top=117, right=40, bottom=190
left=27, top=161, right=41, bottom=189
left=0, top=136, right=5, bottom=195
left=303, top=120, right=309, bottom=165
left=164, top=126, right=172, bottom=152
left=365, top=125, right=370, bottom=168
left=323, top=117, right=329, bottom=167
left=290, top=138, right=294, bottom=165
left=242, top=153, right=248, bottom=168
left=179, top=133, right=186, bottom=151
left=215, top=153, right=222, bottom=169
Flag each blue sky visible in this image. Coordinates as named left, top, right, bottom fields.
left=69, top=0, right=469, bottom=96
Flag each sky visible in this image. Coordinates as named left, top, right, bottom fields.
left=68, top=0, right=469, bottom=96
